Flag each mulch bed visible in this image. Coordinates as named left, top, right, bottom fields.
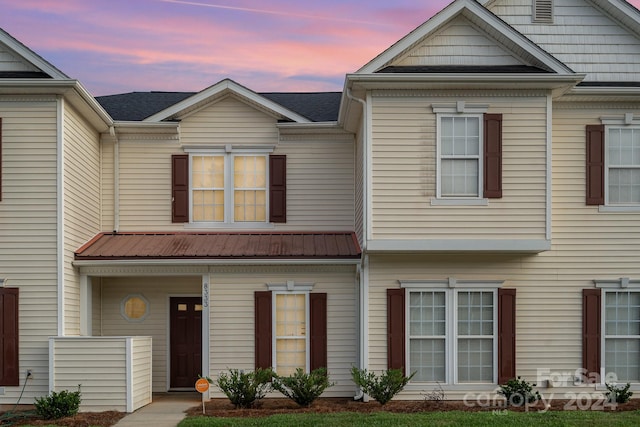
left=3, top=397, right=640, bottom=425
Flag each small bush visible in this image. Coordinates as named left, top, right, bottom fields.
left=498, top=376, right=541, bottom=407
left=34, top=386, right=82, bottom=420
left=216, top=368, right=273, bottom=408
left=351, top=367, right=414, bottom=405
left=272, top=368, right=334, bottom=407
left=606, top=382, right=634, bottom=404
left=422, top=381, right=445, bottom=402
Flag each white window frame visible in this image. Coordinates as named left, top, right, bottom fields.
left=401, top=279, right=501, bottom=385
left=596, top=278, right=640, bottom=384
left=604, top=125, right=640, bottom=207
left=432, top=103, right=488, bottom=203
left=268, top=281, right=313, bottom=375
left=186, top=146, right=273, bottom=227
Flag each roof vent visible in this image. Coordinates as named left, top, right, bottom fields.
left=533, top=0, right=553, bottom=23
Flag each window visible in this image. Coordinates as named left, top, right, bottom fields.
left=584, top=281, right=640, bottom=384
left=254, top=289, right=327, bottom=373
left=408, top=289, right=496, bottom=383
left=388, top=285, right=515, bottom=385
left=274, top=293, right=308, bottom=376
left=432, top=109, right=502, bottom=201
left=192, top=153, right=267, bottom=223
left=438, top=115, right=482, bottom=198
left=586, top=124, right=640, bottom=207
left=121, top=294, right=149, bottom=322
left=606, top=128, right=640, bottom=205
left=172, top=153, right=286, bottom=224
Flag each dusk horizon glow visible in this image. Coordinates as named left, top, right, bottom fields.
left=2, top=0, right=640, bottom=96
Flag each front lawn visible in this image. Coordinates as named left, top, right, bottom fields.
left=178, top=409, right=640, bottom=427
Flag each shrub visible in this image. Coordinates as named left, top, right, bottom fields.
left=351, top=367, right=414, bottom=405
left=606, top=382, right=634, bottom=404
left=216, top=368, right=273, bottom=408
left=34, top=386, right=82, bottom=420
left=498, top=376, right=541, bottom=407
left=272, top=368, right=334, bottom=407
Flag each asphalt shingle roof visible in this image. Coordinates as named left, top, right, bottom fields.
left=96, top=91, right=342, bottom=122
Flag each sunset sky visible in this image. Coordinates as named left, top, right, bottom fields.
left=2, top=0, right=640, bottom=96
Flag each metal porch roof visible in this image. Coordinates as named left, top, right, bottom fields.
left=75, top=231, right=361, bottom=261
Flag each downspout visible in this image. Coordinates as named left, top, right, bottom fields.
left=56, top=96, right=65, bottom=337
left=346, top=87, right=369, bottom=401
left=110, top=126, right=120, bottom=232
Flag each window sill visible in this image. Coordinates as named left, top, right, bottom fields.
left=598, top=205, right=640, bottom=213
left=184, top=222, right=275, bottom=229
left=431, top=198, right=488, bottom=206
left=405, top=383, right=498, bottom=392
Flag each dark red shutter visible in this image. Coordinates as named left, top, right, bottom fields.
left=255, top=291, right=272, bottom=369
left=583, top=289, right=601, bottom=382
left=171, top=154, right=189, bottom=223
left=269, top=155, right=286, bottom=223
left=0, top=288, right=19, bottom=386
left=484, top=113, right=503, bottom=198
left=498, top=288, right=516, bottom=384
left=387, top=288, right=406, bottom=374
left=310, top=293, right=328, bottom=371
left=586, top=125, right=605, bottom=205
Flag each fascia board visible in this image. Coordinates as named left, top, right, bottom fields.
left=143, top=79, right=311, bottom=123
left=357, top=0, right=572, bottom=75
left=0, top=79, right=113, bottom=131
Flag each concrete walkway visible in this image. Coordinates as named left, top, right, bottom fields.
left=113, top=393, right=202, bottom=427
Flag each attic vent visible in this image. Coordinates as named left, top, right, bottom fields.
left=533, top=0, right=553, bottom=23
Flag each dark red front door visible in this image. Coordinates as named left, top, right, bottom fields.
left=170, top=297, right=202, bottom=389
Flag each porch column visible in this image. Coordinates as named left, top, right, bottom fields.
left=202, top=273, right=211, bottom=399
left=79, top=275, right=92, bottom=336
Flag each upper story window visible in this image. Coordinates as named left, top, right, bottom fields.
left=438, top=115, right=482, bottom=198
left=171, top=149, right=287, bottom=225
left=192, top=154, right=267, bottom=223
left=606, top=127, right=640, bottom=205
left=586, top=122, right=640, bottom=210
left=432, top=104, right=502, bottom=204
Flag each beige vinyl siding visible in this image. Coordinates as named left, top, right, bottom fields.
left=0, top=46, right=40, bottom=72
left=97, top=277, right=201, bottom=392
left=63, top=104, right=101, bottom=335
left=489, top=0, right=640, bottom=82
left=131, top=337, right=153, bottom=410
left=369, top=92, right=547, bottom=240
left=0, top=99, right=59, bottom=402
left=209, top=265, right=358, bottom=398
left=100, top=139, right=115, bottom=232
left=275, top=136, right=355, bottom=230
left=50, top=336, right=152, bottom=412
left=115, top=110, right=355, bottom=232
left=179, top=96, right=278, bottom=145
left=365, top=102, right=640, bottom=399
left=355, top=130, right=365, bottom=247
left=116, top=138, right=181, bottom=230
left=395, top=15, right=521, bottom=67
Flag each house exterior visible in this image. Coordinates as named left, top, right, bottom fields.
left=2, top=0, right=640, bottom=411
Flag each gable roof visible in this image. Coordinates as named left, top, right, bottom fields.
left=96, top=90, right=342, bottom=122
left=74, top=231, right=362, bottom=263
left=357, top=0, right=574, bottom=75
left=0, top=27, right=68, bottom=80
left=142, top=79, right=313, bottom=123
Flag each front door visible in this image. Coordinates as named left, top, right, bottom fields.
left=170, top=297, right=202, bottom=389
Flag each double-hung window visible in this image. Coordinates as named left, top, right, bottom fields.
left=274, top=292, right=309, bottom=376
left=408, top=288, right=497, bottom=384
left=438, top=115, right=482, bottom=198
left=606, top=127, right=640, bottom=205
left=190, top=151, right=268, bottom=224
left=604, top=290, right=640, bottom=382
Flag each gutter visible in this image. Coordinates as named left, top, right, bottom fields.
left=345, top=87, right=369, bottom=401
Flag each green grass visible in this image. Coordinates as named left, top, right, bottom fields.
left=178, top=410, right=640, bottom=427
